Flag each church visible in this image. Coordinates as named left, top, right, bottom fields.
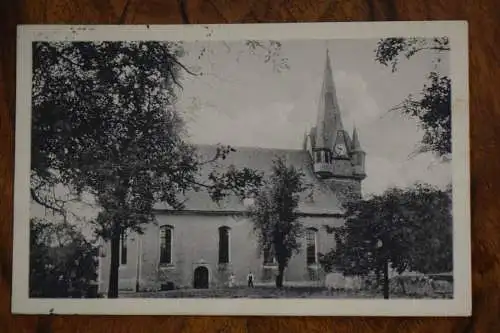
left=97, top=50, right=367, bottom=293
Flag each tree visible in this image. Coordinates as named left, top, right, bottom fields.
left=320, top=183, right=452, bottom=298
left=248, top=157, right=308, bottom=288
left=403, top=184, right=453, bottom=274
left=374, top=38, right=451, bottom=159
left=375, top=38, right=450, bottom=73
left=29, top=218, right=99, bottom=298
left=32, top=41, right=263, bottom=298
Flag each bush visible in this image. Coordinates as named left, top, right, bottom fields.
left=29, top=219, right=99, bottom=298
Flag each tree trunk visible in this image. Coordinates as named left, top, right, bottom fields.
left=383, top=259, right=389, bottom=299
left=276, top=271, right=284, bottom=288
left=276, top=265, right=285, bottom=288
left=108, top=232, right=120, bottom=298
left=398, top=276, right=406, bottom=294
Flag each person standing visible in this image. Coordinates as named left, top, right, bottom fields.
left=228, top=273, right=236, bottom=288
left=247, top=271, right=254, bottom=288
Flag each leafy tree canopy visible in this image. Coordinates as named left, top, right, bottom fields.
left=248, top=157, right=308, bottom=287
left=375, top=37, right=450, bottom=73
left=321, top=183, right=452, bottom=277
left=394, top=72, right=451, bottom=158
left=32, top=41, right=264, bottom=297
left=374, top=37, right=451, bottom=159
left=32, top=41, right=263, bottom=239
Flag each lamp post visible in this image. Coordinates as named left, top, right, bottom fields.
left=135, top=237, right=142, bottom=293
left=376, top=239, right=389, bottom=299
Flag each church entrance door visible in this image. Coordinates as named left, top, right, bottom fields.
left=193, top=266, right=209, bottom=289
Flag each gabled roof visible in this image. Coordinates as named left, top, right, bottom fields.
left=154, top=144, right=344, bottom=215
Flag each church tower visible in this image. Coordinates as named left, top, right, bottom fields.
left=304, top=50, right=366, bottom=201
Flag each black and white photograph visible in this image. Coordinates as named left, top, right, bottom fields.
left=13, top=22, right=470, bottom=316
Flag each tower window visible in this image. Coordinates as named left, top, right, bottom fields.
left=120, top=231, right=127, bottom=266
left=315, top=151, right=321, bottom=163
left=218, top=226, right=230, bottom=264
left=160, top=225, right=173, bottom=265
left=306, top=228, right=318, bottom=265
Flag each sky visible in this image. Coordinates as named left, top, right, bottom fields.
left=29, top=38, right=452, bottom=242
left=174, top=38, right=451, bottom=197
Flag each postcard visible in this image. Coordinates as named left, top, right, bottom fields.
left=13, top=21, right=470, bottom=316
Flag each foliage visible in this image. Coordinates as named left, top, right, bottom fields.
left=392, top=72, right=451, bottom=158
left=175, top=0, right=289, bottom=73
left=320, top=183, right=453, bottom=280
left=32, top=41, right=185, bottom=216
left=248, top=157, right=308, bottom=288
left=375, top=37, right=450, bottom=73
left=31, top=41, right=263, bottom=297
left=29, top=219, right=98, bottom=298
left=185, top=39, right=290, bottom=82
left=243, top=40, right=290, bottom=73
left=374, top=37, right=451, bottom=158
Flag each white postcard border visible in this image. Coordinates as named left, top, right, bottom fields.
left=12, top=21, right=470, bottom=316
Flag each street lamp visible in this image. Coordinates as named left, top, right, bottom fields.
left=134, top=236, right=142, bottom=293
left=376, top=239, right=389, bottom=299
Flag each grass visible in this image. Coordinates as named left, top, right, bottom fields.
left=120, top=285, right=452, bottom=299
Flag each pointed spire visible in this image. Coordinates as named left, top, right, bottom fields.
left=323, top=49, right=334, bottom=93
left=315, top=49, right=345, bottom=149
left=352, top=125, right=362, bottom=151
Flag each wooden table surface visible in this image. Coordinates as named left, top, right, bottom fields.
left=0, top=0, right=498, bottom=332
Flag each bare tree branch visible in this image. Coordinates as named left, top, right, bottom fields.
left=161, top=46, right=198, bottom=77
left=30, top=187, right=66, bottom=217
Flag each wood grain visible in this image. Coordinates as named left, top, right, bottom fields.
left=0, top=0, right=498, bottom=332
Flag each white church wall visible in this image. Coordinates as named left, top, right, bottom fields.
left=98, top=213, right=345, bottom=292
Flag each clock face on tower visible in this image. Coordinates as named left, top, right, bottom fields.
left=334, top=144, right=347, bottom=156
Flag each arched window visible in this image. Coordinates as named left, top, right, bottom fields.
left=263, top=247, right=276, bottom=265
left=218, top=226, right=230, bottom=264
left=160, top=225, right=173, bottom=265
left=306, top=228, right=318, bottom=265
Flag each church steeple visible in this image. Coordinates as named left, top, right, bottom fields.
left=309, top=49, right=365, bottom=181
left=314, top=49, right=345, bottom=150
left=310, top=49, right=354, bottom=178
left=306, top=49, right=366, bottom=201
